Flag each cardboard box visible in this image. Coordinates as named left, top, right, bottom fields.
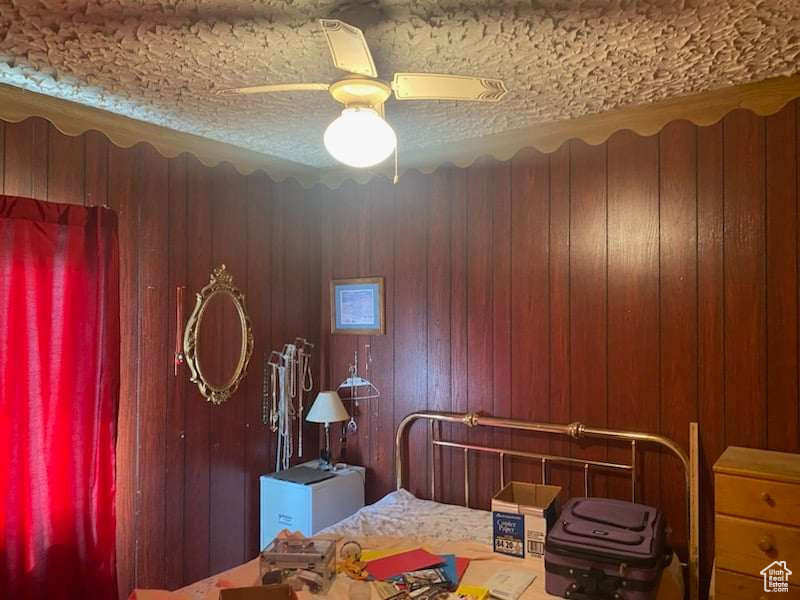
left=491, top=482, right=561, bottom=561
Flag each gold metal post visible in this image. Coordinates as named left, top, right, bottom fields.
left=463, top=448, right=470, bottom=508
left=584, top=463, right=590, bottom=495
left=432, top=440, right=633, bottom=472
left=631, top=440, right=637, bottom=502
left=430, top=419, right=436, bottom=501
left=689, top=423, right=700, bottom=600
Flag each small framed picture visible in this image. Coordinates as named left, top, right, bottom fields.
left=330, top=277, right=385, bottom=335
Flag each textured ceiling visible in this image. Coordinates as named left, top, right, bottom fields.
left=0, top=1, right=798, bottom=169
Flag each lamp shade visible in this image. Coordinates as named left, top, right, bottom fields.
left=323, top=107, right=397, bottom=168
left=306, top=391, right=349, bottom=424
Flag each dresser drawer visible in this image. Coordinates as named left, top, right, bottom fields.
left=716, top=514, right=800, bottom=577
left=714, top=568, right=799, bottom=600
left=716, top=473, right=800, bottom=526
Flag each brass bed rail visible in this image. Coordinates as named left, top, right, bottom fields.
left=395, top=411, right=699, bottom=600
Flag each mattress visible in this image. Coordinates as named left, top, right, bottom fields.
left=176, top=490, right=683, bottom=600
left=177, top=489, right=492, bottom=600
left=318, top=488, right=494, bottom=546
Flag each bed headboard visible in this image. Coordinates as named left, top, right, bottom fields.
left=394, top=411, right=699, bottom=600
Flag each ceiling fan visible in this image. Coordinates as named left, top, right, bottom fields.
left=218, top=19, right=508, bottom=170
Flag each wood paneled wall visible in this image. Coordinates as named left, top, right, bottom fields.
left=0, top=117, right=322, bottom=598
left=319, top=101, right=800, bottom=595
left=4, top=99, right=799, bottom=599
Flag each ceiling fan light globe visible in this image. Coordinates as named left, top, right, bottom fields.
left=324, top=107, right=396, bottom=168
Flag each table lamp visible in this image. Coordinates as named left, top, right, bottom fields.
left=306, top=390, right=349, bottom=467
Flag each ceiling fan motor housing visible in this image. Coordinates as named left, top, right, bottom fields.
left=329, top=77, right=392, bottom=111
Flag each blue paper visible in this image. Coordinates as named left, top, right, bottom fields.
left=440, top=554, right=458, bottom=586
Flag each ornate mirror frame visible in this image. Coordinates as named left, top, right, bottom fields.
left=183, top=264, right=254, bottom=405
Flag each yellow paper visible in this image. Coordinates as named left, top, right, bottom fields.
left=455, top=584, right=489, bottom=600
left=360, top=547, right=413, bottom=562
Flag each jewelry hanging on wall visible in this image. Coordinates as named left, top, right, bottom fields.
left=270, top=358, right=279, bottom=432
left=263, top=352, right=281, bottom=432
left=264, top=340, right=314, bottom=471
left=282, top=344, right=297, bottom=470
left=337, top=343, right=380, bottom=434
left=335, top=344, right=379, bottom=460
left=275, top=351, right=288, bottom=471
left=294, top=337, right=315, bottom=458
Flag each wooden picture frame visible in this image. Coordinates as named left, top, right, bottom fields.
left=330, top=277, right=385, bottom=335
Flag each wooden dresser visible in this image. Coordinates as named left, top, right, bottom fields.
left=713, top=446, right=800, bottom=598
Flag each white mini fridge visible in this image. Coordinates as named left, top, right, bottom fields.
left=259, top=462, right=366, bottom=550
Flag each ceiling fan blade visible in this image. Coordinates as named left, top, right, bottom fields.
left=319, top=19, right=377, bottom=78
left=217, top=83, right=330, bottom=96
left=392, top=73, right=507, bottom=102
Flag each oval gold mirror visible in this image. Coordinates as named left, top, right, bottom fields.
left=184, top=264, right=253, bottom=405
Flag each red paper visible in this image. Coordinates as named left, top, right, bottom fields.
left=366, top=549, right=444, bottom=580
left=455, top=557, right=470, bottom=580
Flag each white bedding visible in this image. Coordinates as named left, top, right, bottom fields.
left=318, top=489, right=493, bottom=546
left=178, top=489, right=493, bottom=600
left=176, top=490, right=683, bottom=600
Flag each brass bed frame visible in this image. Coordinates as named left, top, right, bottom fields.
left=394, top=411, right=700, bottom=600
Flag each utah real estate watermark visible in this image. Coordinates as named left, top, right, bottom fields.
left=761, top=561, right=792, bottom=593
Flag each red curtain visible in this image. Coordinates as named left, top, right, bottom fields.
left=0, top=196, right=119, bottom=600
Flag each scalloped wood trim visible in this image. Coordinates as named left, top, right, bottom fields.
left=318, top=74, right=800, bottom=188
left=2, top=75, right=799, bottom=191
left=0, top=84, right=318, bottom=187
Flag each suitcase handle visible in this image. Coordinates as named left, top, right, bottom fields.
left=563, top=586, right=612, bottom=599
left=563, top=582, right=621, bottom=599
left=546, top=552, right=672, bottom=600
left=561, top=521, right=645, bottom=546
left=565, top=590, right=619, bottom=600
left=561, top=567, right=624, bottom=600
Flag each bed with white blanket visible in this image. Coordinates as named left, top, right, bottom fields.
left=170, top=411, right=698, bottom=600
left=319, top=488, right=493, bottom=544
left=177, top=489, right=683, bottom=600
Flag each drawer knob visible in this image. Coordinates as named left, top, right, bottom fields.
left=758, top=535, right=775, bottom=553
left=760, top=491, right=773, bottom=504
